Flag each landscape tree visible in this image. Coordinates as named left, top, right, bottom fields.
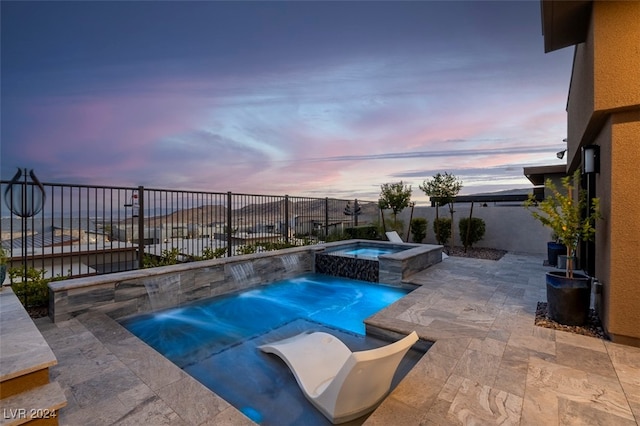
left=419, top=172, right=463, bottom=248
left=378, top=181, right=412, bottom=234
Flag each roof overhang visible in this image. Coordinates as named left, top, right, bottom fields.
left=523, top=164, right=567, bottom=186
left=429, top=193, right=543, bottom=207
left=541, top=0, right=592, bottom=53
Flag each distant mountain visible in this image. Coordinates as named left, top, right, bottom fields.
left=122, top=199, right=379, bottom=226
left=465, top=188, right=532, bottom=197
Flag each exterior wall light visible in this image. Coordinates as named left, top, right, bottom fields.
left=582, top=145, right=600, bottom=174
left=4, top=168, right=46, bottom=218
left=556, top=150, right=567, bottom=159
left=3, top=168, right=46, bottom=284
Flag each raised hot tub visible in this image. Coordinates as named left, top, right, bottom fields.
left=315, top=240, right=442, bottom=286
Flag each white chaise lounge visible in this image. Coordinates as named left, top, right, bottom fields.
left=259, top=331, right=419, bottom=424
left=385, top=231, right=404, bottom=243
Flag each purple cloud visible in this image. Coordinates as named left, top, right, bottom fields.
left=1, top=1, right=573, bottom=201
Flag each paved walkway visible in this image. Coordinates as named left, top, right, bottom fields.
left=35, top=253, right=640, bottom=425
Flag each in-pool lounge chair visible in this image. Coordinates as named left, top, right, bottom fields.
left=259, top=331, right=419, bottom=424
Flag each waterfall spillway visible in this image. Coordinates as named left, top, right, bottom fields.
left=144, top=275, right=181, bottom=311
left=229, top=262, right=255, bottom=284
left=281, top=254, right=301, bottom=272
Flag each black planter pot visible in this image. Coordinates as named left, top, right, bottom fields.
left=546, top=271, right=591, bottom=326
left=546, top=242, right=566, bottom=267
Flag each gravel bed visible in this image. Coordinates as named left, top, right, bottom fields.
left=27, top=306, right=49, bottom=319
left=535, top=302, right=607, bottom=339
left=446, top=246, right=507, bottom=261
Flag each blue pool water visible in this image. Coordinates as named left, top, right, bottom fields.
left=122, top=273, right=408, bottom=367
left=345, top=247, right=398, bottom=258
left=121, top=273, right=417, bottom=425
left=328, top=246, right=404, bottom=260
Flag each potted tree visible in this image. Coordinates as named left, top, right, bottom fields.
left=547, top=232, right=566, bottom=267
left=525, top=170, right=601, bottom=326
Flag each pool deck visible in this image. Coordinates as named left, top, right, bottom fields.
left=34, top=252, right=640, bottom=425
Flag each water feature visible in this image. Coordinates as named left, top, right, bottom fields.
left=229, top=262, right=255, bottom=284
left=281, top=254, right=301, bottom=272
left=122, top=273, right=421, bottom=425
left=143, top=275, right=181, bottom=311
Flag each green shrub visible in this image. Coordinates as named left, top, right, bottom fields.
left=344, top=225, right=379, bottom=240
left=0, top=246, right=8, bottom=265
left=459, top=217, right=486, bottom=249
left=433, top=218, right=452, bottom=245
left=199, top=247, right=228, bottom=260
left=325, top=231, right=349, bottom=242
left=236, top=245, right=256, bottom=255
left=369, top=220, right=387, bottom=240
left=8, top=267, right=50, bottom=308
left=410, top=218, right=428, bottom=243
left=144, top=248, right=181, bottom=267
left=387, top=219, right=404, bottom=235
left=256, top=241, right=297, bottom=251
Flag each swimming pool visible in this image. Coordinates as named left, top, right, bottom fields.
left=121, top=273, right=418, bottom=425
left=122, top=273, right=408, bottom=365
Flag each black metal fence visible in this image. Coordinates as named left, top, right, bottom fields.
left=0, top=177, right=378, bottom=282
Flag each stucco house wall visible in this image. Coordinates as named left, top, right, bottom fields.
left=556, top=0, right=640, bottom=345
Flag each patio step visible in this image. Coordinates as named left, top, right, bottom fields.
left=0, top=288, right=67, bottom=425
left=0, top=382, right=66, bottom=426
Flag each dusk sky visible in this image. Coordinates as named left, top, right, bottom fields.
left=1, top=1, right=573, bottom=203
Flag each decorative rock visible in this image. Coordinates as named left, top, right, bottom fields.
left=535, top=302, right=606, bottom=339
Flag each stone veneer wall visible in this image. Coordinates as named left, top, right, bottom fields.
left=315, top=254, right=379, bottom=282
left=49, top=247, right=315, bottom=322
left=379, top=245, right=443, bottom=285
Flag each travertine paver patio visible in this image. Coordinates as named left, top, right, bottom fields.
left=35, top=253, right=640, bottom=425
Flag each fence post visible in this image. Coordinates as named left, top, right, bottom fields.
left=325, top=197, right=329, bottom=237
left=227, top=192, right=233, bottom=258
left=137, top=186, right=145, bottom=269
left=354, top=199, right=359, bottom=226
left=284, top=195, right=289, bottom=244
